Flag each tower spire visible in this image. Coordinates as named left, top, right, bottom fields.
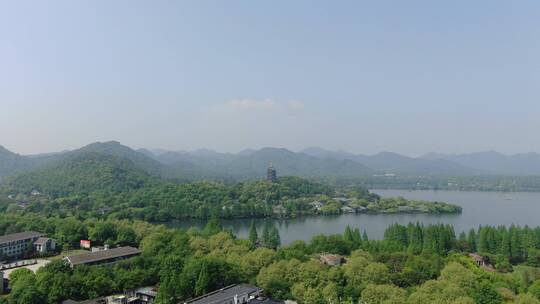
left=267, top=163, right=277, bottom=183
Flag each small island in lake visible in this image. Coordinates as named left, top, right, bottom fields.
left=268, top=179, right=462, bottom=218
left=264, top=166, right=462, bottom=218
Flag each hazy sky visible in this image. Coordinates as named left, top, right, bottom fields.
left=1, top=1, right=539, bottom=156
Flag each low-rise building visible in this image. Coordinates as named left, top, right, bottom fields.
left=34, top=237, right=56, bottom=254
left=340, top=206, right=355, bottom=213
left=310, top=201, right=324, bottom=211
left=91, top=245, right=110, bottom=252
left=64, top=246, right=141, bottom=268
left=63, top=286, right=156, bottom=304
left=0, top=271, right=4, bottom=294
left=63, top=295, right=134, bottom=304
left=319, top=254, right=343, bottom=266
left=334, top=197, right=351, bottom=204
left=397, top=206, right=413, bottom=212
left=64, top=285, right=280, bottom=304
left=272, top=205, right=287, bottom=216
left=0, top=231, right=44, bottom=259
left=356, top=206, right=367, bottom=212
left=127, top=286, right=157, bottom=304
left=469, top=252, right=495, bottom=272
left=249, top=299, right=284, bottom=304
left=80, top=240, right=92, bottom=249
left=16, top=201, right=31, bottom=209
left=183, top=284, right=262, bottom=304
left=469, top=253, right=485, bottom=266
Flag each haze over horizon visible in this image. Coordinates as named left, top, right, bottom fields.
left=2, top=1, right=539, bottom=155
left=1, top=140, right=540, bottom=160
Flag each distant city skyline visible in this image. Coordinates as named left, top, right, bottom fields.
left=1, top=1, right=539, bottom=155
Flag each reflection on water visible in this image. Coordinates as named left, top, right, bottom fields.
left=163, top=190, right=540, bottom=245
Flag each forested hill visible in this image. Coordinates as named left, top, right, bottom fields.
left=5, top=152, right=151, bottom=197
left=68, top=141, right=166, bottom=176
left=0, top=141, right=167, bottom=182
left=0, top=145, right=36, bottom=180
left=0, top=142, right=374, bottom=182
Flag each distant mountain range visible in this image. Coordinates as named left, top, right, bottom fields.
left=1, top=142, right=540, bottom=185
left=299, top=147, right=540, bottom=176
left=300, top=148, right=478, bottom=175
left=420, top=151, right=540, bottom=175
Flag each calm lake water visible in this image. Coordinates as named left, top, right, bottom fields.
left=163, top=190, right=540, bottom=245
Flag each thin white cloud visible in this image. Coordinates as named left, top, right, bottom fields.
left=288, top=100, right=305, bottom=110
left=224, top=99, right=277, bottom=110
left=212, top=99, right=305, bottom=112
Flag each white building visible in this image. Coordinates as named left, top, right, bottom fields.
left=0, top=231, right=43, bottom=258
left=33, top=237, right=56, bottom=254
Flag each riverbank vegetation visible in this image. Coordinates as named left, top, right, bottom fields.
left=2, top=213, right=540, bottom=303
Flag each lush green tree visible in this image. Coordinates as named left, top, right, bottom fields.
left=408, top=222, right=424, bottom=254
left=408, top=280, right=468, bottom=304
left=361, top=284, right=407, bottom=304
left=249, top=220, right=258, bottom=247
left=203, top=218, right=223, bottom=236
left=35, top=260, right=75, bottom=304
left=517, top=293, right=540, bottom=304
left=89, top=221, right=117, bottom=245
left=528, top=280, right=540, bottom=300
left=55, top=217, right=88, bottom=248
left=9, top=269, right=45, bottom=304
left=467, top=229, right=477, bottom=252
left=363, top=263, right=391, bottom=285
left=156, top=256, right=184, bottom=304
left=268, top=226, right=281, bottom=249
left=471, top=280, right=502, bottom=304
left=257, top=260, right=295, bottom=300
left=195, top=262, right=210, bottom=296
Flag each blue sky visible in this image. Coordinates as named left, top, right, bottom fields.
left=1, top=1, right=539, bottom=155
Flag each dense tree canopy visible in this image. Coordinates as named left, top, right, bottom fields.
left=1, top=212, right=540, bottom=303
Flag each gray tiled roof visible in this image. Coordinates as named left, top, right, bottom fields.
left=135, top=286, right=158, bottom=297
left=184, top=284, right=262, bottom=304
left=0, top=231, right=43, bottom=244
left=66, top=246, right=141, bottom=266
left=33, top=237, right=51, bottom=245
left=62, top=298, right=106, bottom=304
left=249, top=299, right=284, bottom=304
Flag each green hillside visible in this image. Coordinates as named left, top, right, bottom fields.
left=68, top=141, right=165, bottom=176
left=5, top=152, right=151, bottom=197
left=0, top=145, right=36, bottom=180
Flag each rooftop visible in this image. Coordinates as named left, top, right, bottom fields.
left=469, top=253, right=484, bottom=262
left=320, top=253, right=342, bottom=260
left=66, top=246, right=141, bottom=266
left=135, top=286, right=158, bottom=297
left=62, top=299, right=105, bottom=304
left=0, top=231, right=43, bottom=244
left=34, top=237, right=52, bottom=245
left=184, top=284, right=262, bottom=304
left=249, top=299, right=284, bottom=304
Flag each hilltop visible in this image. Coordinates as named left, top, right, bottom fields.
left=5, top=152, right=151, bottom=197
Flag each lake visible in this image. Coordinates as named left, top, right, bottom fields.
left=163, top=190, right=540, bottom=245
